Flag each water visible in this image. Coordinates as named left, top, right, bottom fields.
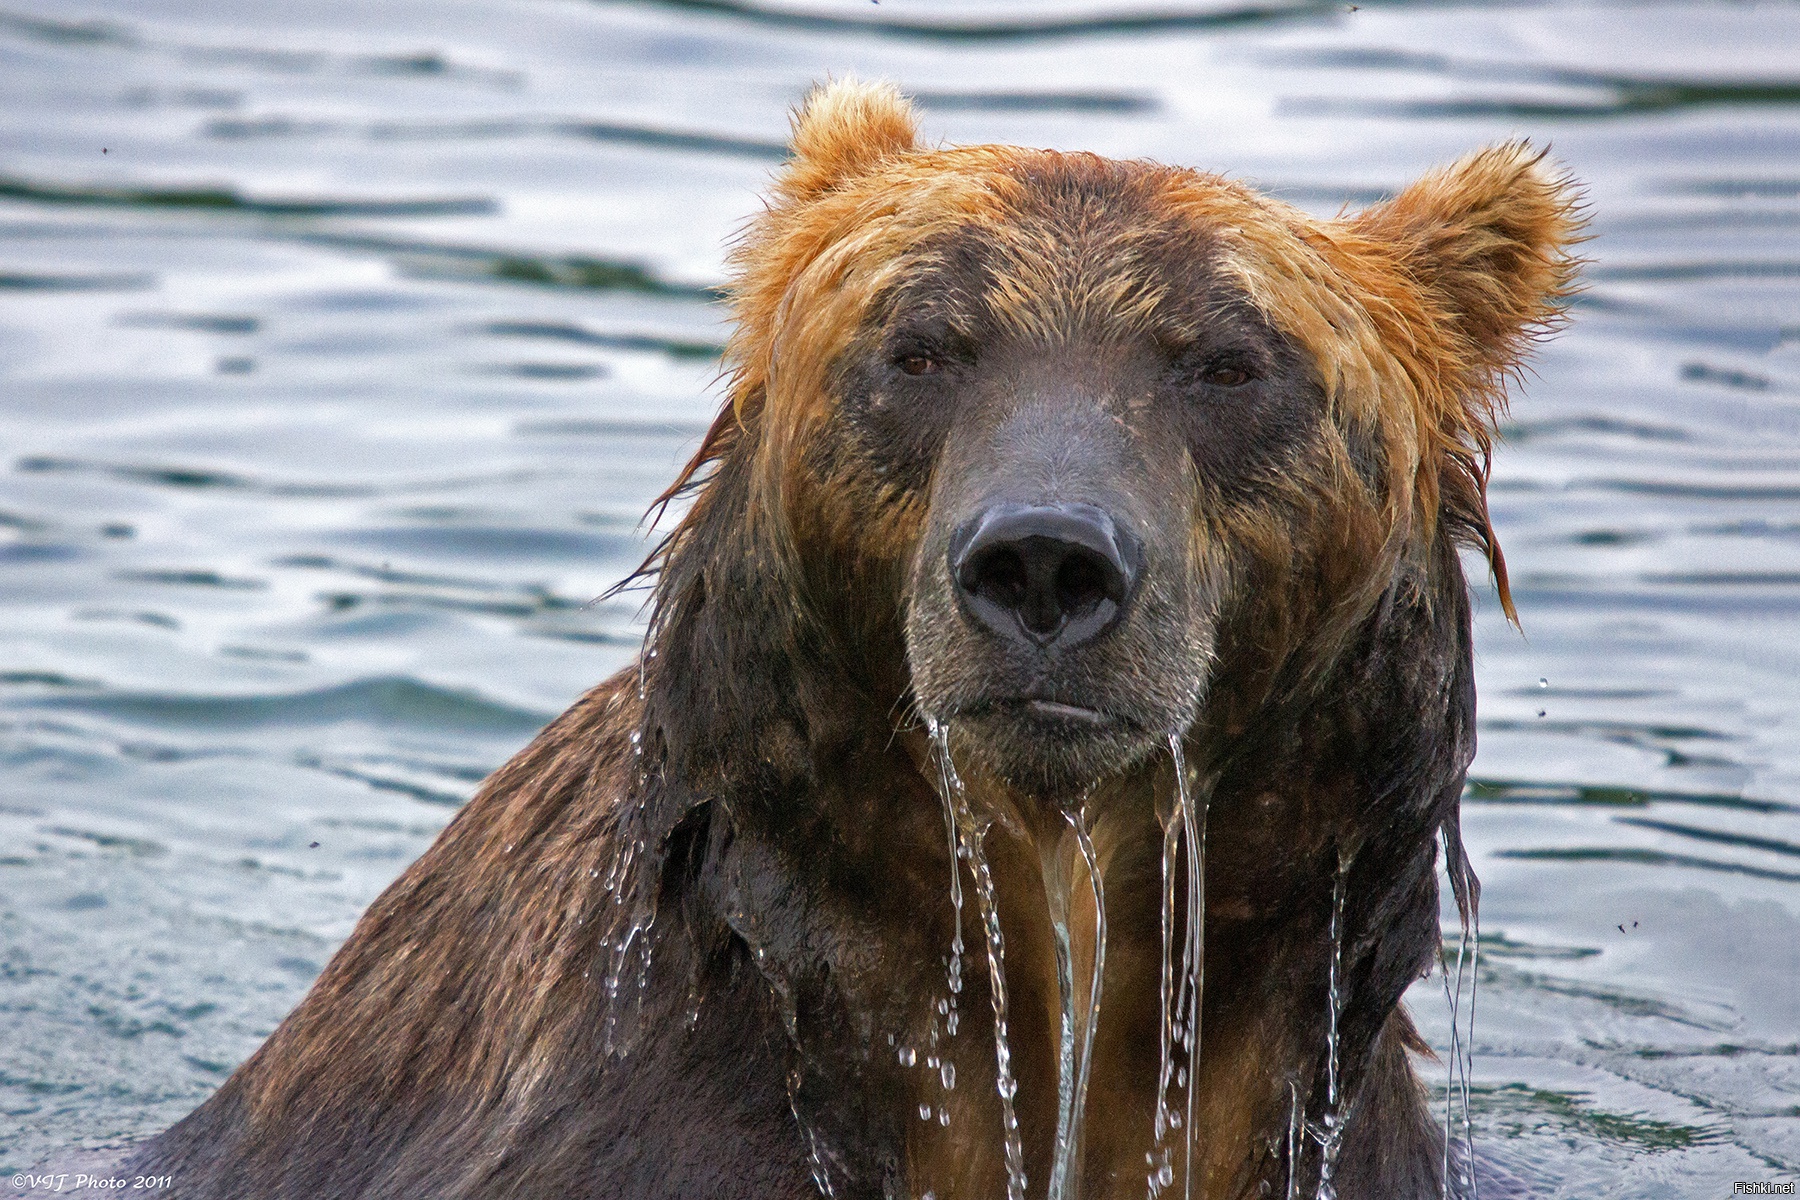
left=3, top=1, right=1799, bottom=1193
left=1048, top=836, right=1082, bottom=1200
left=932, top=720, right=968, bottom=1040
left=1150, top=734, right=1209, bottom=1199
left=1288, top=1080, right=1306, bottom=1200
left=1042, top=803, right=1107, bottom=1200
left=1441, top=910, right=1478, bottom=1198
left=1060, top=808, right=1106, bottom=1200
left=1313, top=851, right=1353, bottom=1199
left=931, top=723, right=1030, bottom=1200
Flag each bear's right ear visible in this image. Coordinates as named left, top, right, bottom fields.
left=1349, top=142, right=1583, bottom=405
left=774, top=79, right=920, bottom=206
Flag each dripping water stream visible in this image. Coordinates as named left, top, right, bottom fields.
left=600, top=819, right=656, bottom=1058
left=1441, top=910, right=1479, bottom=1199
left=1285, top=1082, right=1303, bottom=1200
left=1312, top=852, right=1353, bottom=1200
left=1046, top=807, right=1107, bottom=1200
left=1151, top=736, right=1207, bottom=1200
left=929, top=721, right=1028, bottom=1200
left=933, top=723, right=967, bottom=1038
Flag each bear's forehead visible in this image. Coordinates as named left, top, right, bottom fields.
left=873, top=156, right=1256, bottom=346
left=913, top=151, right=1231, bottom=265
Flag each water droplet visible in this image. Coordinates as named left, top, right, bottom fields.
left=940, top=1061, right=956, bottom=1090
left=1157, top=1164, right=1174, bottom=1187
left=1538, top=677, right=1548, bottom=688
left=919, top=1103, right=933, bottom=1121
left=938, top=998, right=949, bottom=1015
left=938, top=1107, right=951, bottom=1127
left=898, top=1045, right=917, bottom=1067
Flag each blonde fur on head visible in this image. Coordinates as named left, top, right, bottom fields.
left=777, top=78, right=922, bottom=205
left=661, top=89, right=1582, bottom=635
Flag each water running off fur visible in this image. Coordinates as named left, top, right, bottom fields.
left=929, top=721, right=1028, bottom=1200
left=1441, top=903, right=1480, bottom=1198
left=1046, top=806, right=1107, bottom=1200
left=600, top=824, right=657, bottom=1058
left=1149, top=736, right=1207, bottom=1200
left=1312, top=851, right=1354, bottom=1200
left=1285, top=1081, right=1303, bottom=1200
left=930, top=719, right=968, bottom=1043
left=600, top=723, right=666, bottom=1059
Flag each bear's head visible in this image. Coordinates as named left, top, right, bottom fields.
left=652, top=79, right=1579, bottom=802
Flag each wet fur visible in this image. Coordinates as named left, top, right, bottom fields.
left=129, top=82, right=1580, bottom=1199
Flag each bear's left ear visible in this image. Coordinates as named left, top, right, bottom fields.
left=775, top=78, right=921, bottom=206
left=1346, top=144, right=1582, bottom=624
left=1350, top=142, right=1584, bottom=404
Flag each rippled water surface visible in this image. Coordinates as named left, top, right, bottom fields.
left=3, top=1, right=1798, bottom=1192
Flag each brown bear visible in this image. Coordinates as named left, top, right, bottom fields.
left=127, top=81, right=1580, bottom=1200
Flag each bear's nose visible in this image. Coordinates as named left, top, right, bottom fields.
left=950, top=503, right=1142, bottom=649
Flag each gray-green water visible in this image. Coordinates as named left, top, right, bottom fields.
left=2, top=1, right=1797, bottom=1193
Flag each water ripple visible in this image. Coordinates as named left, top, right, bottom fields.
left=0, top=175, right=495, bottom=218
left=22, top=677, right=552, bottom=734
left=612, top=0, right=1341, bottom=42
left=1493, top=847, right=1800, bottom=886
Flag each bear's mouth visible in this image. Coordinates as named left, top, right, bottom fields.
left=928, top=693, right=1164, bottom=797
left=958, top=696, right=1131, bottom=731
left=1020, top=699, right=1108, bottom=724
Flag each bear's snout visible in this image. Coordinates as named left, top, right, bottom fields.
left=900, top=351, right=1216, bottom=793
left=949, top=502, right=1143, bottom=651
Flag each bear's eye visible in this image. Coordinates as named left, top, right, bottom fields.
left=897, top=354, right=941, bottom=377
left=1198, top=362, right=1252, bottom=388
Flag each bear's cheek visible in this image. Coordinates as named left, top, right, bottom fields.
left=772, top=373, right=963, bottom=580
left=796, top=470, right=928, bottom=577
left=780, top=432, right=935, bottom=609
left=833, top=376, right=957, bottom=500
left=1173, top=376, right=1329, bottom=507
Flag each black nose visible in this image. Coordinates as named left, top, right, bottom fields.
left=950, top=503, right=1142, bottom=649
